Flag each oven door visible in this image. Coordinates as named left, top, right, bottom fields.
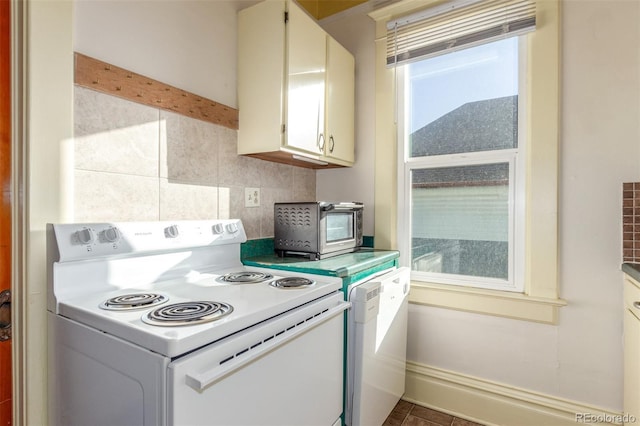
left=167, top=292, right=349, bottom=426
left=319, top=203, right=363, bottom=256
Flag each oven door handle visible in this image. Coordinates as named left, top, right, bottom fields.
left=184, top=300, right=350, bottom=392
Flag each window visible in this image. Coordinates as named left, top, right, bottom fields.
left=370, top=0, right=563, bottom=323
left=399, top=37, right=525, bottom=292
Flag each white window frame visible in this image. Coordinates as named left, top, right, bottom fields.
left=397, top=37, right=527, bottom=293
left=369, top=0, right=565, bottom=324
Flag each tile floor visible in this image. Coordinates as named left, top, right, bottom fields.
left=383, top=400, right=486, bottom=426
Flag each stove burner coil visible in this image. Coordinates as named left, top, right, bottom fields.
left=142, top=301, right=233, bottom=326
left=219, top=271, right=274, bottom=283
left=269, top=277, right=315, bottom=289
left=99, top=293, right=168, bottom=311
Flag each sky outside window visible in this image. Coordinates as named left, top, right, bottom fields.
left=408, top=37, right=519, bottom=133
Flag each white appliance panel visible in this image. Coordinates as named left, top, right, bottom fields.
left=48, top=313, right=169, bottom=426
left=348, top=267, right=410, bottom=426
left=169, top=293, right=348, bottom=426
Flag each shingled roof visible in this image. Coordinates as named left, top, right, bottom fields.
left=410, top=95, right=518, bottom=157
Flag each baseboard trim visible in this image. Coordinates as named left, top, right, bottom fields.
left=404, top=361, right=623, bottom=426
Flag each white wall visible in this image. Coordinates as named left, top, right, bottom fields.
left=74, top=0, right=258, bottom=108
left=320, top=0, right=640, bottom=412
left=556, top=0, right=639, bottom=407
left=317, top=10, right=376, bottom=236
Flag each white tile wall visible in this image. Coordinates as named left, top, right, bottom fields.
left=73, top=86, right=316, bottom=238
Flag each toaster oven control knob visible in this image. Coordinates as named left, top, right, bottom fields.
left=212, top=223, right=224, bottom=235
left=164, top=225, right=180, bottom=239
left=75, top=228, right=95, bottom=245
left=102, top=227, right=121, bottom=243
left=226, top=223, right=239, bottom=234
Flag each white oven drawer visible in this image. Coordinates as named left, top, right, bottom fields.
left=167, top=292, right=349, bottom=426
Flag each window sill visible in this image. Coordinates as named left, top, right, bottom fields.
left=409, top=281, right=566, bottom=324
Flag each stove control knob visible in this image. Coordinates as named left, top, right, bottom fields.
left=102, top=227, right=120, bottom=243
left=164, top=225, right=179, bottom=239
left=226, top=223, right=239, bottom=234
left=212, top=223, right=224, bottom=235
left=75, top=228, right=95, bottom=245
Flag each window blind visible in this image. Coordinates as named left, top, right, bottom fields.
left=386, top=0, right=536, bottom=67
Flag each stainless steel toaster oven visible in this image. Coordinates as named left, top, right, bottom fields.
left=274, top=202, right=363, bottom=260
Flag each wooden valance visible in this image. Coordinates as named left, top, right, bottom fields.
left=74, top=52, right=239, bottom=130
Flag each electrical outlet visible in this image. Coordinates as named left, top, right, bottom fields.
left=245, top=187, right=260, bottom=208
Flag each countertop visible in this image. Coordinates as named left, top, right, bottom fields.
left=623, top=262, right=640, bottom=282
left=242, top=248, right=400, bottom=278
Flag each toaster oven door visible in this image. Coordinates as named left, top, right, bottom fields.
left=319, top=203, right=362, bottom=256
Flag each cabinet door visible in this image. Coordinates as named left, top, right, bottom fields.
left=285, top=1, right=326, bottom=155
left=625, top=296, right=640, bottom=423
left=237, top=0, right=286, bottom=155
left=325, top=37, right=355, bottom=164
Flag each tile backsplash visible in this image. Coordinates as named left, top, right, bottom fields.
left=73, top=86, right=316, bottom=239
left=623, top=182, right=640, bottom=262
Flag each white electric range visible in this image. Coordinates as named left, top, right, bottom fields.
left=47, top=219, right=349, bottom=426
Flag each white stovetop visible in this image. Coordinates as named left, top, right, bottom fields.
left=57, top=266, right=341, bottom=358
left=47, top=219, right=341, bottom=358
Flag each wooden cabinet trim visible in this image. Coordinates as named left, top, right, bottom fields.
left=74, top=52, right=239, bottom=130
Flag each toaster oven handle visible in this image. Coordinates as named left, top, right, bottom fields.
left=321, top=202, right=363, bottom=212
left=184, top=300, right=350, bottom=392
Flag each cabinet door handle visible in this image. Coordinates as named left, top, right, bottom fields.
left=329, top=135, right=335, bottom=153
left=633, top=301, right=640, bottom=310
left=318, top=133, right=325, bottom=151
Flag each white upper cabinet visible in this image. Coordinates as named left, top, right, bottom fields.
left=325, top=37, right=355, bottom=164
left=285, top=2, right=327, bottom=156
left=238, top=0, right=355, bottom=169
